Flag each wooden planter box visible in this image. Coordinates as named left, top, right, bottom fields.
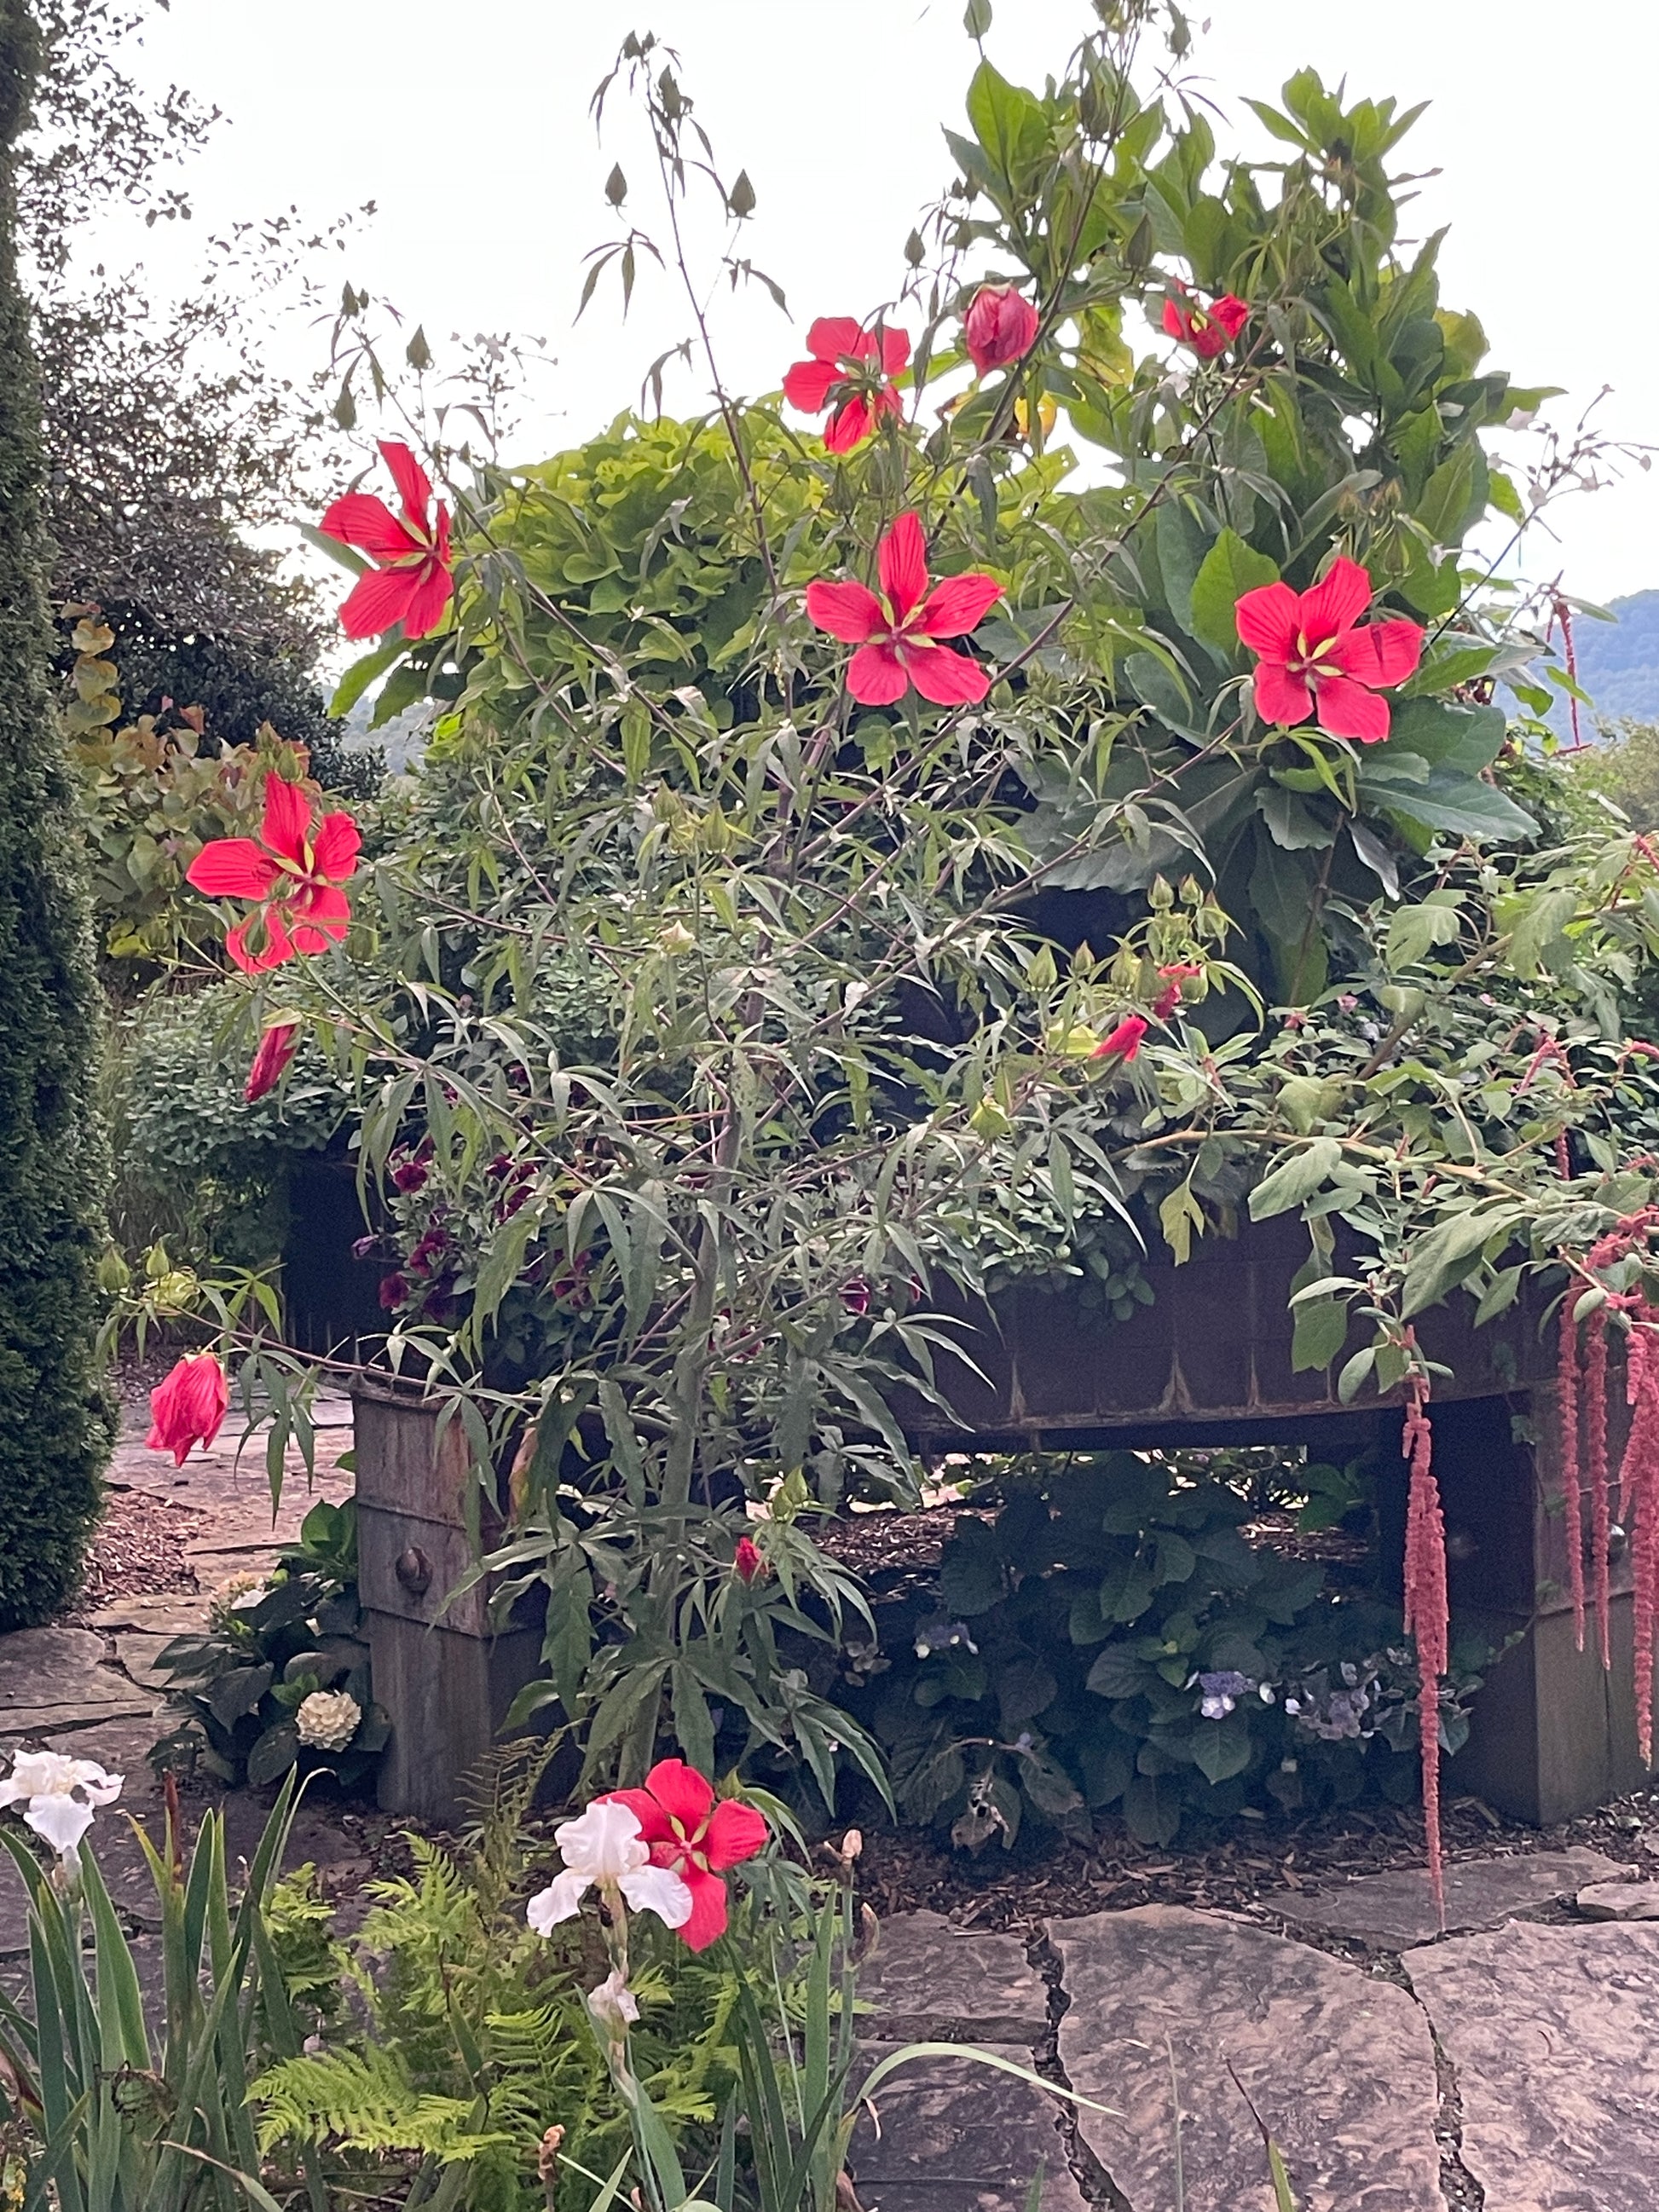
left=352, top=1377, right=546, bottom=1826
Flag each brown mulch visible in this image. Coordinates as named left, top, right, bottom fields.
left=75, top=1486, right=208, bottom=1612
left=847, top=1786, right=1659, bottom=1934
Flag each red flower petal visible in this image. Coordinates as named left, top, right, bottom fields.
left=1213, top=295, right=1250, bottom=338
left=1327, top=617, right=1424, bottom=690
left=1162, top=297, right=1194, bottom=344
left=186, top=838, right=279, bottom=900
left=699, top=1797, right=769, bottom=1870
left=399, top=560, right=454, bottom=642
left=640, top=1758, right=716, bottom=1834
left=261, top=775, right=313, bottom=866
left=310, top=811, right=362, bottom=882
left=878, top=511, right=929, bottom=624
left=806, top=579, right=885, bottom=644
left=805, top=316, right=865, bottom=366
left=675, top=1863, right=731, bottom=1951
left=1253, top=661, right=1315, bottom=728
left=907, top=640, right=991, bottom=707
left=379, top=440, right=435, bottom=530
left=1298, top=556, right=1373, bottom=647
left=847, top=640, right=912, bottom=705
left=783, top=358, right=843, bottom=413
left=319, top=492, right=421, bottom=563
left=1313, top=672, right=1392, bottom=744
left=338, top=565, right=421, bottom=640
left=1091, top=1014, right=1147, bottom=1062
left=1189, top=321, right=1228, bottom=360
left=245, top=1022, right=298, bottom=1102
left=824, top=394, right=874, bottom=453
left=226, top=908, right=294, bottom=973
left=602, top=1786, right=672, bottom=1845
left=1233, top=580, right=1301, bottom=660
left=915, top=572, right=1003, bottom=639
left=147, top=1352, right=228, bottom=1465
left=878, top=326, right=911, bottom=377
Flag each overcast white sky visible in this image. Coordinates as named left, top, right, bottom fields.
left=100, top=0, right=1659, bottom=607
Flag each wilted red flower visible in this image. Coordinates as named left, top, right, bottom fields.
left=186, top=776, right=360, bottom=973
left=378, top=1272, right=410, bottom=1311
left=147, top=1352, right=228, bottom=1466
left=244, top=1022, right=298, bottom=1102
left=603, top=1759, right=769, bottom=1951
left=1235, top=555, right=1424, bottom=746
left=1091, top=1014, right=1147, bottom=1063
left=783, top=318, right=910, bottom=453
left=806, top=511, right=1003, bottom=707
left=1162, top=289, right=1249, bottom=358
left=391, top=1154, right=429, bottom=1193
left=1152, top=964, right=1202, bottom=1020
left=733, top=1535, right=766, bottom=1585
left=319, top=439, right=454, bottom=639
left=964, top=284, right=1040, bottom=376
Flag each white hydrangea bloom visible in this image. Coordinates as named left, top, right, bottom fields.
left=0, top=1751, right=122, bottom=1867
left=295, top=1689, right=361, bottom=1752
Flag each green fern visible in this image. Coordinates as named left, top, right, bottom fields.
left=252, top=2042, right=514, bottom=2163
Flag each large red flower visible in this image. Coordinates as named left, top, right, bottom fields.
left=147, top=1352, right=228, bottom=1466
left=964, top=285, right=1040, bottom=376
left=1235, top=556, right=1424, bottom=746
left=187, top=775, right=361, bottom=973
left=319, top=439, right=455, bottom=639
left=783, top=318, right=910, bottom=453
left=602, top=1759, right=768, bottom=1952
left=1090, top=1014, right=1147, bottom=1063
left=1162, top=289, right=1249, bottom=359
left=806, top=512, right=1003, bottom=707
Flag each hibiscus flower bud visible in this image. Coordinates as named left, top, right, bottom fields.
left=733, top=1535, right=767, bottom=1585
left=1090, top=1014, right=1148, bottom=1064
left=244, top=1020, right=298, bottom=1103
left=146, top=1351, right=228, bottom=1466
left=964, top=285, right=1040, bottom=376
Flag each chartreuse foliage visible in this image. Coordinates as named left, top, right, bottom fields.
left=166, top=8, right=1659, bottom=1829
left=0, top=0, right=111, bottom=1629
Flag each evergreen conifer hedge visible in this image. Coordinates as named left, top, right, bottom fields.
left=0, top=0, right=112, bottom=1626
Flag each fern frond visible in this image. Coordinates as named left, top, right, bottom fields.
left=251, top=2043, right=512, bottom=2163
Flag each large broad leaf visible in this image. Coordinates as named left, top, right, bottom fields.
left=1189, top=528, right=1280, bottom=657
left=1248, top=1136, right=1343, bottom=1221
left=964, top=60, right=1051, bottom=196
left=1360, top=700, right=1537, bottom=846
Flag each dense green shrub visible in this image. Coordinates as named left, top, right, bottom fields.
left=109, top=982, right=344, bottom=1268
left=853, top=1456, right=1486, bottom=1848
left=0, top=2, right=112, bottom=1626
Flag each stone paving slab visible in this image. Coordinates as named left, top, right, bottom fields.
left=1051, top=1905, right=1442, bottom=2212
left=1268, top=1847, right=1631, bottom=1949
left=1405, top=1919, right=1659, bottom=2211
left=860, top=1911, right=1052, bottom=2043
left=0, top=1626, right=157, bottom=1737
left=1578, top=1878, right=1659, bottom=1920
left=848, top=2042, right=1087, bottom=2212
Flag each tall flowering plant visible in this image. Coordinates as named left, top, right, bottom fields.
left=142, top=12, right=1659, bottom=1909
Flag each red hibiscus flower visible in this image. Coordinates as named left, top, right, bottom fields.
left=1162, top=289, right=1249, bottom=359
left=319, top=439, right=455, bottom=640
left=147, top=1352, right=228, bottom=1466
left=1091, top=1014, right=1147, bottom=1063
left=806, top=512, right=1003, bottom=707
left=244, top=1021, right=298, bottom=1102
left=603, top=1759, right=769, bottom=1951
left=187, top=775, right=360, bottom=973
left=964, top=285, right=1041, bottom=376
left=733, top=1535, right=766, bottom=1585
left=1153, top=964, right=1203, bottom=1020
left=783, top=318, right=910, bottom=453
left=1235, top=556, right=1424, bottom=746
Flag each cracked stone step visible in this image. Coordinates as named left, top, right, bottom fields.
left=1577, top=1878, right=1659, bottom=1920
left=847, top=2042, right=1088, bottom=2212
left=860, top=1911, right=1054, bottom=2043
left=1051, top=1904, right=1442, bottom=2211
left=1405, top=1919, right=1659, bottom=2210
left=1265, top=1847, right=1631, bottom=1949
left=0, top=1626, right=158, bottom=1737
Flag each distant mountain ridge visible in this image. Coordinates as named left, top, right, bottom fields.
left=1539, top=589, right=1659, bottom=740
